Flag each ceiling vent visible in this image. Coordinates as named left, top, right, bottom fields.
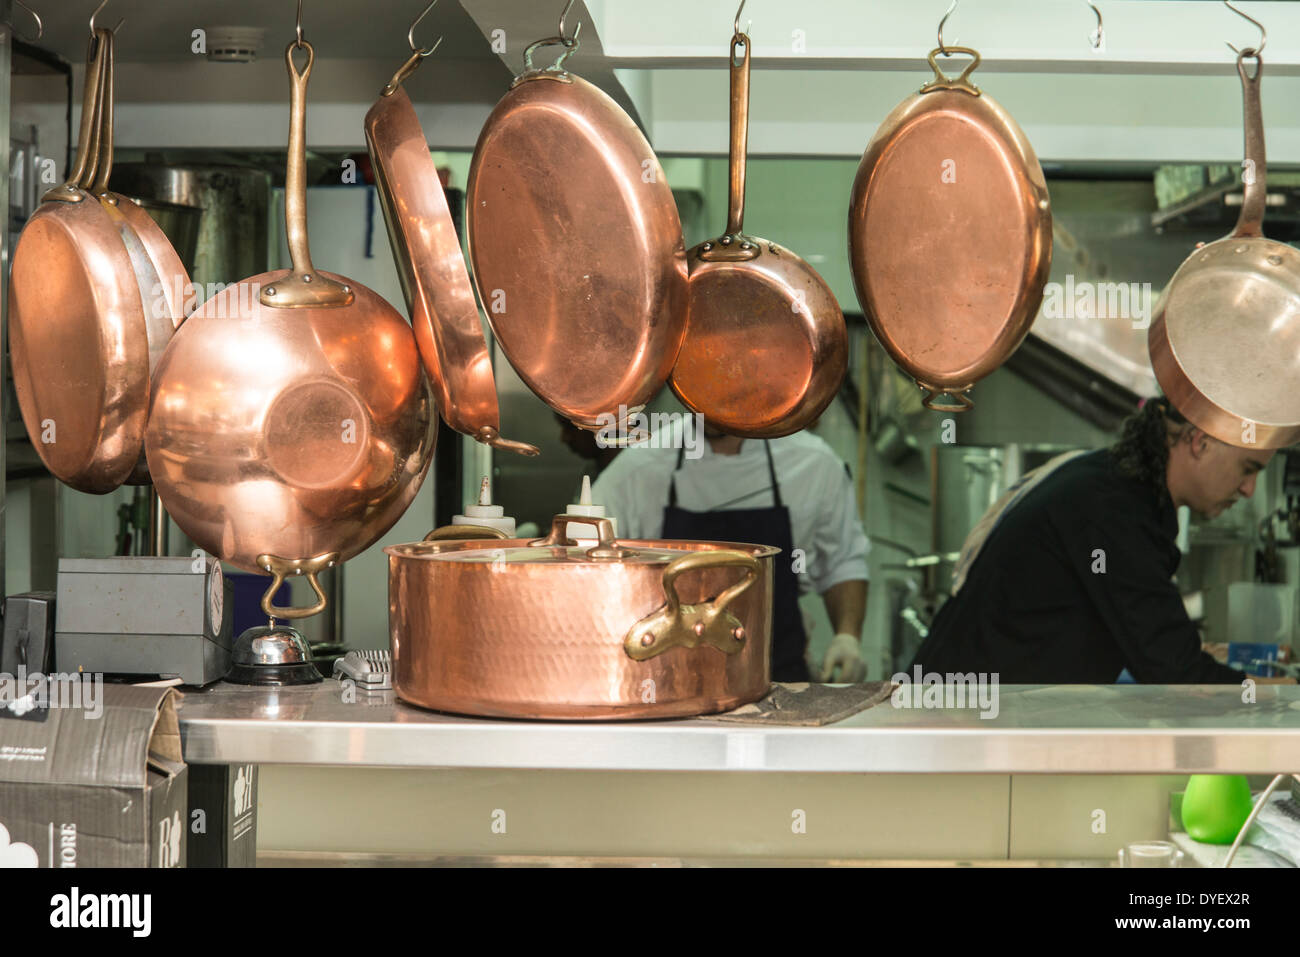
left=205, top=26, right=265, bottom=63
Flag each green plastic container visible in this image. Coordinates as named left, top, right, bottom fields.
left=1182, top=775, right=1255, bottom=845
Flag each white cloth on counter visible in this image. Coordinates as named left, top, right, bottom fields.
left=591, top=425, right=870, bottom=596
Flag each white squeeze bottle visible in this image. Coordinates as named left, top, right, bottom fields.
left=451, top=476, right=517, bottom=537
left=565, top=475, right=618, bottom=540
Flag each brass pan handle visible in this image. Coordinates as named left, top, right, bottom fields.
left=474, top=426, right=540, bottom=457
left=257, top=552, right=339, bottom=620
left=261, top=40, right=354, bottom=310
left=45, top=29, right=109, bottom=203
left=624, top=550, right=760, bottom=661
left=922, top=45, right=982, bottom=96
left=1232, top=50, right=1265, bottom=240
left=423, top=524, right=510, bottom=541
left=919, top=384, right=974, bottom=412
left=529, top=514, right=632, bottom=560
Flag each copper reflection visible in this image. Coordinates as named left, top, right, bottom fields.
left=848, top=47, right=1052, bottom=411
left=466, top=69, right=688, bottom=431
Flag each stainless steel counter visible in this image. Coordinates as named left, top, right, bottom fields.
left=176, top=681, right=1300, bottom=773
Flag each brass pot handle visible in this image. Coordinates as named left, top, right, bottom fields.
left=260, top=39, right=354, bottom=310
left=922, top=45, right=982, bottom=96
left=919, top=384, right=974, bottom=412
left=1232, top=50, right=1265, bottom=240
left=256, top=552, right=339, bottom=620
left=624, top=550, right=760, bottom=661
left=529, top=514, right=632, bottom=560
left=423, top=524, right=510, bottom=541
left=45, top=29, right=108, bottom=204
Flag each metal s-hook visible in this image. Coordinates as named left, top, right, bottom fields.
left=408, top=0, right=441, bottom=56
left=294, top=0, right=305, bottom=49
left=1086, top=0, right=1103, bottom=51
left=557, top=0, right=579, bottom=45
left=88, top=0, right=124, bottom=36
left=734, top=0, right=751, bottom=38
left=1224, top=0, right=1265, bottom=57
left=937, top=0, right=959, bottom=57
left=13, top=0, right=42, bottom=41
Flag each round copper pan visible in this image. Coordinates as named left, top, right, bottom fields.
left=146, top=40, right=435, bottom=619
left=848, top=48, right=1052, bottom=412
left=364, top=49, right=536, bottom=456
left=466, top=37, right=688, bottom=431
left=387, top=515, right=776, bottom=720
left=670, top=31, right=846, bottom=438
left=9, top=29, right=149, bottom=494
left=1149, top=52, right=1300, bottom=450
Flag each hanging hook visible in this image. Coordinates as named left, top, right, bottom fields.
left=937, top=0, right=959, bottom=57
left=88, top=0, right=124, bottom=36
left=1086, top=0, right=1103, bottom=50
left=557, top=0, right=581, bottom=46
left=1224, top=0, right=1265, bottom=57
left=294, top=0, right=305, bottom=48
left=407, top=0, right=442, bottom=56
left=13, top=0, right=42, bottom=41
left=734, top=0, right=751, bottom=38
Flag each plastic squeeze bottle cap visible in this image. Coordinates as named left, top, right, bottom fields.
left=452, top=476, right=516, bottom=537
left=566, top=475, right=617, bottom=539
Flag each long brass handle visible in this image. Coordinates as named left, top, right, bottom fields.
left=257, top=552, right=339, bottom=620
left=45, top=29, right=108, bottom=203
left=1232, top=51, right=1265, bottom=240
left=624, top=550, right=760, bottom=661
left=89, top=27, right=115, bottom=197
left=725, top=31, right=750, bottom=237
left=260, top=40, right=354, bottom=309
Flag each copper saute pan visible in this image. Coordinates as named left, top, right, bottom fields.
left=147, top=36, right=435, bottom=620
left=466, top=17, right=688, bottom=433
left=670, top=21, right=847, bottom=438
left=848, top=46, right=1052, bottom=411
left=1149, top=50, right=1300, bottom=449
left=387, top=515, right=776, bottom=720
left=364, top=5, right=537, bottom=457
left=9, top=29, right=148, bottom=494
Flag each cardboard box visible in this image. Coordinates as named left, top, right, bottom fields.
left=0, top=684, right=187, bottom=867
left=187, top=763, right=257, bottom=868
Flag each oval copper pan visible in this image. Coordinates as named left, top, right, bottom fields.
left=1149, top=52, right=1300, bottom=449
left=467, top=58, right=687, bottom=431
left=670, top=31, right=846, bottom=438
left=849, top=48, right=1051, bottom=411
left=9, top=29, right=149, bottom=494
left=364, top=56, right=535, bottom=456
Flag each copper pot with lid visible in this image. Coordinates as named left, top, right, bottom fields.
left=387, top=516, right=776, bottom=720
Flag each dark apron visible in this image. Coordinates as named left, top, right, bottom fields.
left=661, top=441, right=810, bottom=682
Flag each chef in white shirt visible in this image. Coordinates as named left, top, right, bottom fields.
left=592, top=419, right=870, bottom=682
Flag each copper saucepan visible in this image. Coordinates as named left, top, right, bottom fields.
left=1149, top=51, right=1300, bottom=449
left=670, top=26, right=847, bottom=438
left=364, top=9, right=537, bottom=457
left=466, top=25, right=688, bottom=433
left=146, top=37, right=436, bottom=619
left=9, top=29, right=149, bottom=494
left=848, top=47, right=1052, bottom=411
left=387, top=515, right=776, bottom=720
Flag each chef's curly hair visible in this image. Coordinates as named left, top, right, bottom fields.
left=1110, top=397, right=1194, bottom=500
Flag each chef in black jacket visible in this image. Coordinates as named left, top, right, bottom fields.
left=912, top=397, right=1294, bottom=684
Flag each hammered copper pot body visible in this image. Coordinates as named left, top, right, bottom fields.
left=387, top=529, right=776, bottom=720
left=466, top=70, right=688, bottom=430
left=1148, top=52, right=1300, bottom=449
left=849, top=49, right=1052, bottom=411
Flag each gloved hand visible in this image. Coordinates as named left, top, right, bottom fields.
left=820, top=633, right=867, bottom=683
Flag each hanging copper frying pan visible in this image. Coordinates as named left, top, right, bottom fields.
left=1149, top=51, right=1300, bottom=449
left=848, top=46, right=1052, bottom=411
left=9, top=28, right=148, bottom=494
left=146, top=37, right=436, bottom=619
left=364, top=10, right=536, bottom=456
left=669, top=26, right=847, bottom=438
left=466, top=22, right=687, bottom=433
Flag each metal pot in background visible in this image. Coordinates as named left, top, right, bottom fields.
left=109, top=162, right=272, bottom=290
left=387, top=516, right=776, bottom=720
